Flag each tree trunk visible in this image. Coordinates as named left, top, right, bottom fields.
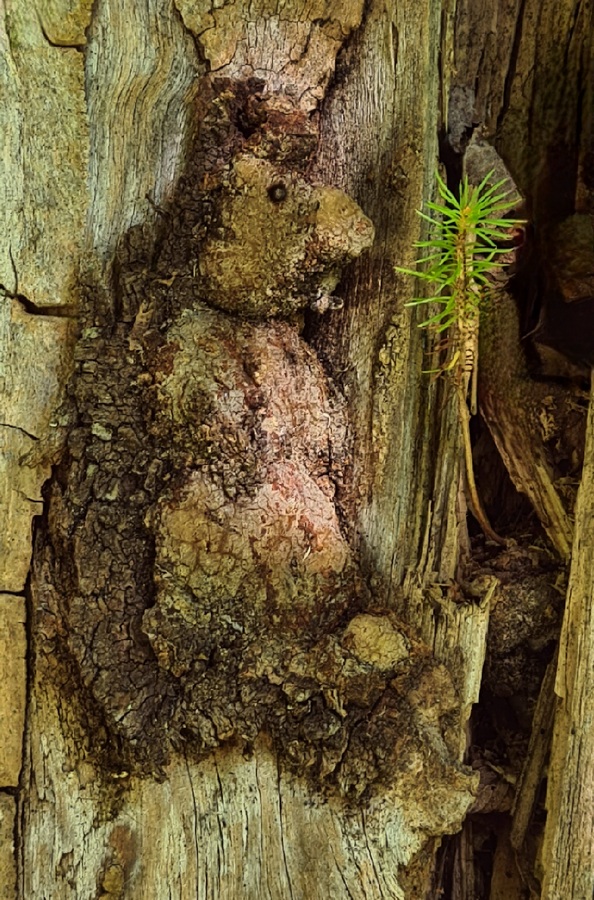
left=1, top=0, right=592, bottom=897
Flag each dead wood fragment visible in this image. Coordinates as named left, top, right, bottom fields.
left=479, top=291, right=574, bottom=559
left=510, top=649, right=557, bottom=854
left=540, top=383, right=594, bottom=899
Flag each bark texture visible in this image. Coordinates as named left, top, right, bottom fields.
left=0, top=793, right=16, bottom=900
left=10, top=0, right=478, bottom=897
left=541, top=387, right=594, bottom=899
left=1, top=0, right=592, bottom=897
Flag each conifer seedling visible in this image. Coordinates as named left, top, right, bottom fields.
left=396, top=170, right=524, bottom=544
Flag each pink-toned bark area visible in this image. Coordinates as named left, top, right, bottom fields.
left=147, top=307, right=353, bottom=637
left=31, top=73, right=474, bottom=813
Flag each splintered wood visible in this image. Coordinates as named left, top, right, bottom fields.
left=541, top=383, right=594, bottom=900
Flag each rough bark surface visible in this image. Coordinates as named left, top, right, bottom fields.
left=9, top=0, right=479, bottom=897
left=2, top=0, right=592, bottom=897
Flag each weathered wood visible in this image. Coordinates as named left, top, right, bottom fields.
left=497, top=0, right=594, bottom=217
left=22, top=671, right=477, bottom=899
left=0, top=596, right=26, bottom=787
left=448, top=0, right=594, bottom=211
left=0, top=7, right=85, bottom=864
left=401, top=574, right=497, bottom=758
left=541, top=386, right=594, bottom=899
left=0, top=3, right=87, bottom=305
left=0, top=0, right=86, bottom=631
left=6, top=0, right=590, bottom=895
left=85, top=0, right=199, bottom=268
left=0, top=301, right=73, bottom=809
left=310, top=0, right=462, bottom=586
left=479, top=291, right=574, bottom=560
left=488, top=823, right=526, bottom=900
left=510, top=650, right=557, bottom=852
left=174, top=0, right=365, bottom=111
left=11, top=0, right=485, bottom=897
left=36, top=0, right=93, bottom=46
left=0, top=300, right=74, bottom=592
left=0, top=794, right=16, bottom=900
left=446, top=0, right=520, bottom=144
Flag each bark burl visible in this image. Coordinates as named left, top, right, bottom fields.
left=33, top=79, right=474, bottom=808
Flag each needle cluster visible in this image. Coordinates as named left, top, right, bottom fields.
left=396, top=170, right=523, bottom=333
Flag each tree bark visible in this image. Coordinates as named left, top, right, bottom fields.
left=1, top=0, right=592, bottom=897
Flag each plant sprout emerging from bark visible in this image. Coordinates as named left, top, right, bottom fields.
left=395, top=170, right=523, bottom=336
left=395, top=169, right=524, bottom=546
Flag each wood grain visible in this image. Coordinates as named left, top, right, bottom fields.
left=541, top=384, right=594, bottom=899
left=0, top=596, right=26, bottom=787
left=6, top=0, right=497, bottom=895
left=0, top=794, right=16, bottom=900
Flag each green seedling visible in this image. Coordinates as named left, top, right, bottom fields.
left=396, top=169, right=523, bottom=338
left=396, top=170, right=524, bottom=545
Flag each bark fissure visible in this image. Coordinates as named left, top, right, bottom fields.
left=0, top=419, right=39, bottom=441
left=496, top=0, right=527, bottom=132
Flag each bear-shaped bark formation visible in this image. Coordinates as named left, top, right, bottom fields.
left=199, top=155, right=374, bottom=318
left=31, top=83, right=470, bottom=803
